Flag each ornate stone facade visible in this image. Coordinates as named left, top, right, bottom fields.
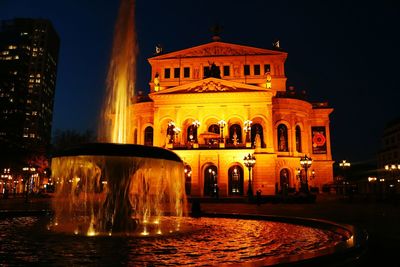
left=130, top=41, right=334, bottom=197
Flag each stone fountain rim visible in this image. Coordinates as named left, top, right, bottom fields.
left=51, top=142, right=182, bottom=163
left=0, top=209, right=367, bottom=267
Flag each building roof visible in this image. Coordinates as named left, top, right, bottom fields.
left=148, top=41, right=287, bottom=61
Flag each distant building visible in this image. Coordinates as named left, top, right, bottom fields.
left=378, top=117, right=400, bottom=168
left=377, top=117, right=400, bottom=196
left=0, top=18, right=60, bottom=164
left=129, top=39, right=334, bottom=196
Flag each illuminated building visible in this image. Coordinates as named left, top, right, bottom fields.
left=0, top=18, right=59, bottom=165
left=131, top=38, right=334, bottom=196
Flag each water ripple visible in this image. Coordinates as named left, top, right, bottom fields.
left=0, top=216, right=344, bottom=266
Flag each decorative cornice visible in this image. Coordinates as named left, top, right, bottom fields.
left=182, top=45, right=259, bottom=57
left=186, top=80, right=237, bottom=93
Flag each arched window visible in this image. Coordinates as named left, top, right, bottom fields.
left=208, top=124, right=220, bottom=134
left=187, top=125, right=197, bottom=143
left=228, top=165, right=244, bottom=195
left=251, top=123, right=265, bottom=148
left=277, top=124, right=288, bottom=152
left=229, top=124, right=242, bottom=145
left=184, top=164, right=192, bottom=195
left=144, top=126, right=153, bottom=146
left=295, top=125, right=302, bottom=152
left=204, top=165, right=218, bottom=197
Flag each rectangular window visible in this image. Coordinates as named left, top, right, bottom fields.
left=164, top=68, right=170, bottom=79
left=254, top=64, right=261, bottom=75
left=223, top=66, right=230, bottom=76
left=244, top=65, right=250, bottom=76
left=264, top=64, right=271, bottom=73
left=174, top=68, right=180, bottom=78
left=183, top=67, right=190, bottom=78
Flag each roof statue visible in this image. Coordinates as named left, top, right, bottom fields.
left=210, top=24, right=222, bottom=41
left=204, top=62, right=221, bottom=79
left=272, top=39, right=280, bottom=49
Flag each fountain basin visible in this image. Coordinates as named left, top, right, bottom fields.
left=51, top=143, right=186, bottom=235
left=52, top=143, right=182, bottom=162
left=0, top=211, right=366, bottom=266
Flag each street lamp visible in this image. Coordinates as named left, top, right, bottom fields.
left=339, top=160, right=351, bottom=168
left=192, top=120, right=200, bottom=143
left=384, top=163, right=400, bottom=196
left=217, top=120, right=226, bottom=140
left=243, top=153, right=256, bottom=199
left=217, top=120, right=226, bottom=147
left=339, top=160, right=351, bottom=195
left=299, top=155, right=312, bottom=193
left=167, top=121, right=176, bottom=144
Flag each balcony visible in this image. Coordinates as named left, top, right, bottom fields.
left=169, top=139, right=249, bottom=150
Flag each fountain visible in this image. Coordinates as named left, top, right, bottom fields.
left=0, top=0, right=367, bottom=266
left=49, top=0, right=186, bottom=236
left=50, top=143, right=186, bottom=236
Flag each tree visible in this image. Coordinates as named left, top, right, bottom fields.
left=52, top=129, right=96, bottom=152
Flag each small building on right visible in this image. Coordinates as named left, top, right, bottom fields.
left=378, top=117, right=400, bottom=168
left=377, top=117, right=400, bottom=196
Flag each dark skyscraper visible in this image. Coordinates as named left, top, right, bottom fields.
left=0, top=18, right=60, bottom=167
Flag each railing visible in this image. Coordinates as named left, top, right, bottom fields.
left=171, top=142, right=248, bottom=150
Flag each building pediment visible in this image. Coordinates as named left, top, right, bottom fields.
left=151, top=78, right=266, bottom=95
left=149, top=41, right=286, bottom=60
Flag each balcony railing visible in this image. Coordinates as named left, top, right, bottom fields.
left=170, top=142, right=248, bottom=150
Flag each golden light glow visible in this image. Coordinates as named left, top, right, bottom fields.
left=141, top=226, right=149, bottom=236
left=50, top=155, right=187, bottom=236
left=99, top=0, right=137, bottom=144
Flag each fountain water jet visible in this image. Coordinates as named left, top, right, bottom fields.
left=50, top=0, right=187, bottom=236
left=98, top=0, right=137, bottom=144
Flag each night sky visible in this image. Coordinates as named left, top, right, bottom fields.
left=1, top=0, right=399, bottom=164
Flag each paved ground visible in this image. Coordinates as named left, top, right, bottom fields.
left=1, top=193, right=399, bottom=266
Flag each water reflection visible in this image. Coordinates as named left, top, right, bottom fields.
left=0, top=216, right=344, bottom=266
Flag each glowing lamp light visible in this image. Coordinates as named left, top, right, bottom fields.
left=173, top=127, right=181, bottom=134
left=339, top=160, right=351, bottom=168
left=141, top=226, right=149, bottom=236
left=87, top=230, right=96, bottom=237
left=300, top=155, right=312, bottom=169
left=244, top=120, right=252, bottom=131
left=192, top=120, right=200, bottom=128
left=217, top=120, right=226, bottom=128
